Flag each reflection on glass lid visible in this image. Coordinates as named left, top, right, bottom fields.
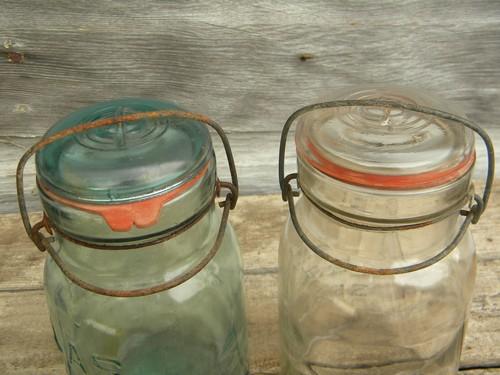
left=36, top=98, right=212, bottom=203
left=296, top=87, right=475, bottom=189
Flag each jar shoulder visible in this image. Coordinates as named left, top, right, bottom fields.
left=45, top=207, right=242, bottom=292
left=279, top=196, right=476, bottom=273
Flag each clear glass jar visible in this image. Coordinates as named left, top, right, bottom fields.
left=278, top=87, right=493, bottom=375
left=18, top=99, right=248, bottom=375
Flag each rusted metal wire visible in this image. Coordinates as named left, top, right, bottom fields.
left=47, top=196, right=214, bottom=250
left=279, top=99, right=495, bottom=275
left=42, top=194, right=233, bottom=297
left=17, top=110, right=238, bottom=246
left=16, top=110, right=239, bottom=296
left=279, top=99, right=494, bottom=218
left=284, top=174, right=477, bottom=275
left=300, top=185, right=472, bottom=232
left=218, top=180, right=238, bottom=209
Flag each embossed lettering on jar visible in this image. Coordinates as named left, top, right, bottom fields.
left=277, top=87, right=494, bottom=375
left=17, top=99, right=248, bottom=375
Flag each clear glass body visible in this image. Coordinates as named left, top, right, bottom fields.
left=279, top=195, right=476, bottom=375
left=45, top=203, right=248, bottom=375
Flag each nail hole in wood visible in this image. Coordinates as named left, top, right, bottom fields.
left=299, top=53, right=314, bottom=62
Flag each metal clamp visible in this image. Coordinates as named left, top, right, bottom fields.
left=16, top=110, right=239, bottom=297
left=279, top=99, right=495, bottom=275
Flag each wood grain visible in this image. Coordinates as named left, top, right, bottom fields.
left=0, top=191, right=498, bottom=373
left=0, top=132, right=299, bottom=213
left=2, top=126, right=499, bottom=213
left=1, top=0, right=500, bottom=210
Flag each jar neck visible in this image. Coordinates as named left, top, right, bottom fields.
left=297, top=156, right=474, bottom=226
left=39, top=160, right=216, bottom=244
left=294, top=195, right=472, bottom=271
left=48, top=203, right=221, bottom=291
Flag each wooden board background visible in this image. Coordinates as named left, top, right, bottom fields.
left=0, top=192, right=499, bottom=374
left=0, top=1, right=499, bottom=372
left=1, top=0, right=500, bottom=212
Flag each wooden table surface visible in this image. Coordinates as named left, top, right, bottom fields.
left=0, top=190, right=499, bottom=374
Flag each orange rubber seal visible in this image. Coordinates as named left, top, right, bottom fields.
left=39, top=162, right=210, bottom=232
left=300, top=140, right=476, bottom=190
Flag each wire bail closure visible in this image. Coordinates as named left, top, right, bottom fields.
left=16, top=110, right=239, bottom=297
left=279, top=99, right=495, bottom=275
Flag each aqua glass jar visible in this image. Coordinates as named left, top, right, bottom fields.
left=277, top=88, right=494, bottom=375
left=17, top=99, right=248, bottom=375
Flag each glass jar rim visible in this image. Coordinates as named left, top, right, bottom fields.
left=299, top=139, right=476, bottom=190
left=38, top=161, right=211, bottom=232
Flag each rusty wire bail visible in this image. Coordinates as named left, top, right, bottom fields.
left=278, top=99, right=495, bottom=275
left=16, top=110, right=239, bottom=297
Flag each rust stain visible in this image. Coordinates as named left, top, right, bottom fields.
left=299, top=53, right=314, bottom=61
left=5, top=51, right=25, bottom=64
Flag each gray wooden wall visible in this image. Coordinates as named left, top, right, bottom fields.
left=1, top=1, right=499, bottom=213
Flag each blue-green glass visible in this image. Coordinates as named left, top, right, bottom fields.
left=45, top=203, right=248, bottom=375
left=36, top=98, right=212, bottom=203
left=37, top=99, right=248, bottom=375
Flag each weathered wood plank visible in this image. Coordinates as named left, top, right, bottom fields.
left=1, top=23, right=499, bottom=136
left=0, top=277, right=280, bottom=375
left=3, top=183, right=497, bottom=290
left=0, top=195, right=288, bottom=291
left=1, top=286, right=497, bottom=374
left=0, top=192, right=498, bottom=373
left=0, top=132, right=299, bottom=213
left=1, top=125, right=498, bottom=213
left=1, top=0, right=500, bottom=210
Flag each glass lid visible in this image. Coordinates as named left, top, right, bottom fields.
left=36, top=98, right=212, bottom=203
left=296, top=87, right=475, bottom=189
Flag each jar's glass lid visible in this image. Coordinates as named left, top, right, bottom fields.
left=296, top=87, right=475, bottom=189
left=36, top=98, right=212, bottom=203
